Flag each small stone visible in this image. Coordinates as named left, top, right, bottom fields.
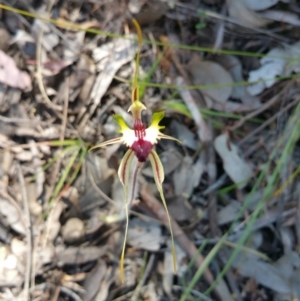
left=62, top=218, right=85, bottom=243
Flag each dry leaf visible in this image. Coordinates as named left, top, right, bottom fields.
left=217, top=201, right=242, bottom=225
left=226, top=0, right=270, bottom=27
left=176, top=76, right=211, bottom=141
left=0, top=247, right=23, bottom=286
left=243, top=0, right=289, bottom=11
left=213, top=55, right=261, bottom=107
left=131, top=0, right=168, bottom=25
left=167, top=196, right=193, bottom=222
left=170, top=120, right=200, bottom=150
left=247, top=41, right=300, bottom=95
left=286, top=41, right=300, bottom=73
left=231, top=250, right=291, bottom=294
left=87, top=34, right=137, bottom=120
left=0, top=28, right=10, bottom=51
left=31, top=19, right=59, bottom=51
left=187, top=57, right=233, bottom=107
left=127, top=218, right=162, bottom=251
left=163, top=242, right=187, bottom=294
left=82, top=259, right=107, bottom=301
left=56, top=246, right=107, bottom=265
left=128, top=0, right=148, bottom=14
left=214, top=134, right=253, bottom=188
left=63, top=31, right=85, bottom=64
left=173, top=155, right=205, bottom=198
left=260, top=10, right=300, bottom=27
left=0, top=197, right=26, bottom=235
left=247, top=47, right=286, bottom=95
left=0, top=50, right=31, bottom=90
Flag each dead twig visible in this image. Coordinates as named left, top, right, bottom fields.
left=17, top=165, right=32, bottom=301
left=176, top=76, right=211, bottom=142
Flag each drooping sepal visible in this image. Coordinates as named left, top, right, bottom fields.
left=148, top=150, right=177, bottom=275
left=117, top=149, right=139, bottom=284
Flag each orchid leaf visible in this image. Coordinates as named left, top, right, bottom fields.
left=148, top=149, right=177, bottom=274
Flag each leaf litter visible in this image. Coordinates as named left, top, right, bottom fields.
left=0, top=1, right=300, bottom=301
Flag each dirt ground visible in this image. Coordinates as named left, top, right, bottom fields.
left=0, top=0, right=300, bottom=301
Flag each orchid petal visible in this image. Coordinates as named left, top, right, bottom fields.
left=114, top=114, right=136, bottom=147
left=150, top=111, right=165, bottom=130
left=114, top=114, right=130, bottom=132
left=117, top=149, right=136, bottom=284
left=148, top=149, right=177, bottom=275
left=145, top=111, right=182, bottom=145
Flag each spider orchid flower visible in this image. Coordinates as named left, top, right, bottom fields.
left=90, top=19, right=180, bottom=283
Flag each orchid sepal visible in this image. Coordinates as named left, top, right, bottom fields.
left=117, top=149, right=141, bottom=284
left=89, top=137, right=122, bottom=152
left=148, top=149, right=177, bottom=275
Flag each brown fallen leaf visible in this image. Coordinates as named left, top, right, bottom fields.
left=226, top=0, right=270, bottom=27
left=187, top=56, right=233, bottom=108
left=82, top=259, right=107, bottom=301
left=243, top=0, right=285, bottom=11
left=167, top=196, right=193, bottom=222
left=214, top=134, right=253, bottom=188
left=130, top=0, right=168, bottom=26
left=0, top=50, right=31, bottom=90
left=0, top=28, right=10, bottom=51
left=213, top=54, right=261, bottom=107
left=127, top=218, right=162, bottom=251
left=56, top=246, right=108, bottom=266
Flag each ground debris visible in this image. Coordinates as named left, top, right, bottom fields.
left=0, top=0, right=299, bottom=300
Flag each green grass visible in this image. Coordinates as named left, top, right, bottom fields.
left=33, top=140, right=88, bottom=221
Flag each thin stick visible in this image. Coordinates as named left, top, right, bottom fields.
left=17, top=165, right=32, bottom=301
